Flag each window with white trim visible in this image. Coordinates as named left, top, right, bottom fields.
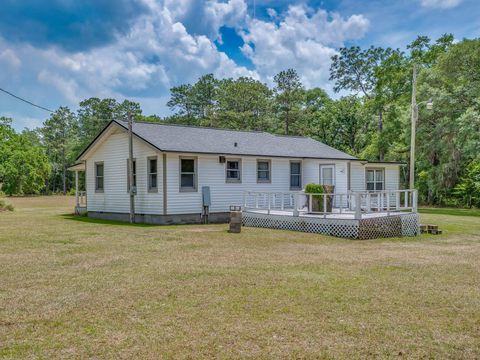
left=148, top=157, right=158, bottom=192
left=257, top=160, right=271, bottom=183
left=366, top=168, right=384, bottom=191
left=226, top=159, right=241, bottom=183
left=290, top=161, right=302, bottom=189
left=180, top=157, right=197, bottom=191
left=95, top=162, right=104, bottom=192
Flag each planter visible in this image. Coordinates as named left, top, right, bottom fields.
left=322, top=185, right=335, bottom=213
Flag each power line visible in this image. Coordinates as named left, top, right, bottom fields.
left=0, top=87, right=54, bottom=113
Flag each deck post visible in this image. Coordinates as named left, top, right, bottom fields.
left=412, top=190, right=418, bottom=212
left=354, top=192, right=362, bottom=220
left=386, top=192, right=390, bottom=216
left=75, top=170, right=79, bottom=209
left=323, top=195, right=327, bottom=219
left=293, top=192, right=299, bottom=217
left=267, top=193, right=271, bottom=215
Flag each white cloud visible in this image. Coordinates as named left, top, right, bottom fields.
left=0, top=48, right=21, bottom=68
left=240, top=4, right=369, bottom=88
left=0, top=0, right=371, bottom=127
left=0, top=0, right=256, bottom=123
left=204, top=0, right=248, bottom=41
left=420, top=0, right=462, bottom=8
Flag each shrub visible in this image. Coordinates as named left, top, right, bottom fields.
left=305, top=183, right=323, bottom=200
left=305, top=183, right=324, bottom=212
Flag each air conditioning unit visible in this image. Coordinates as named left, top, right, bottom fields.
left=219, top=156, right=226, bottom=163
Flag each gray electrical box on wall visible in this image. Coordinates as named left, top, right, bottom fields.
left=202, top=186, right=211, bottom=207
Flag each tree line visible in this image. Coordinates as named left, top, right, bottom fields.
left=0, top=35, right=479, bottom=207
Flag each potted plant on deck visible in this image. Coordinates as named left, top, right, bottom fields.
left=305, top=183, right=335, bottom=213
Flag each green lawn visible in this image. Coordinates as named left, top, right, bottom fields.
left=1, top=197, right=479, bottom=359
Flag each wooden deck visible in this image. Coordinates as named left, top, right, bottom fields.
left=242, top=190, right=419, bottom=239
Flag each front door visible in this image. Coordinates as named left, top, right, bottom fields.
left=319, top=165, right=335, bottom=186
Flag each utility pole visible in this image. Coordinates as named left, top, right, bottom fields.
left=409, top=64, right=417, bottom=190
left=128, top=112, right=135, bottom=223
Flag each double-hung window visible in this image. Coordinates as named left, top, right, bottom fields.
left=148, top=157, right=158, bottom=192
left=95, top=162, right=104, bottom=192
left=290, top=161, right=302, bottom=189
left=180, top=157, right=197, bottom=191
left=257, top=159, right=271, bottom=183
left=366, top=168, right=384, bottom=191
left=226, top=159, right=241, bottom=183
left=126, top=159, right=137, bottom=192
left=320, top=165, right=335, bottom=186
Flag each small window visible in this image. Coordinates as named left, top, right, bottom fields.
left=366, top=169, right=384, bottom=191
left=148, top=157, right=158, bottom=192
left=126, top=159, right=137, bottom=192
left=290, top=161, right=302, bottom=189
left=320, top=165, right=335, bottom=186
left=226, top=159, right=241, bottom=183
left=257, top=159, right=271, bottom=183
left=95, top=162, right=104, bottom=192
left=180, top=157, right=197, bottom=191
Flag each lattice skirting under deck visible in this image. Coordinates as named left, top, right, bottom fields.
left=242, top=212, right=419, bottom=240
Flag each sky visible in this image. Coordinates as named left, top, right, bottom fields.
left=0, top=0, right=479, bottom=130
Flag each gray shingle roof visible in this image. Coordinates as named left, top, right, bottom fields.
left=115, top=120, right=357, bottom=160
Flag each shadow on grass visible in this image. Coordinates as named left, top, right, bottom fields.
left=419, top=207, right=480, bottom=217
left=61, top=214, right=157, bottom=227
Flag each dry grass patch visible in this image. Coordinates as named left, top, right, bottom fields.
left=1, top=196, right=479, bottom=358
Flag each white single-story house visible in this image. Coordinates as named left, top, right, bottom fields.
left=69, top=120, right=404, bottom=224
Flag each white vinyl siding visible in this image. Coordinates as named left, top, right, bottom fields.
left=350, top=163, right=400, bottom=192
left=166, top=154, right=292, bottom=214
left=85, top=132, right=163, bottom=214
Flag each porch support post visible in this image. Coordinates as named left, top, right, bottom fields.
left=75, top=170, right=79, bottom=208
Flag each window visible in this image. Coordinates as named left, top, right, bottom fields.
left=320, top=165, right=335, bottom=186
left=290, top=161, right=302, bottom=189
left=257, top=159, right=271, bottom=183
left=95, top=162, right=104, bottom=192
left=180, top=157, right=197, bottom=191
left=366, top=168, right=384, bottom=191
left=126, top=159, right=137, bottom=192
left=226, top=159, right=241, bottom=183
left=148, top=157, right=158, bottom=192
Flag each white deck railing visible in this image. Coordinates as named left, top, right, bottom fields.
left=243, top=189, right=418, bottom=220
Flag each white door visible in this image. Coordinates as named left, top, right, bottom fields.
left=319, top=165, right=335, bottom=186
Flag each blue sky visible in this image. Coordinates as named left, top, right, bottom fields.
left=0, top=0, right=478, bottom=130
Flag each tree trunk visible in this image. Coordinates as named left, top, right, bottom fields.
left=378, top=109, right=384, bottom=161
left=285, top=110, right=289, bottom=135
left=63, top=163, right=66, bottom=195
left=62, top=147, right=67, bottom=195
